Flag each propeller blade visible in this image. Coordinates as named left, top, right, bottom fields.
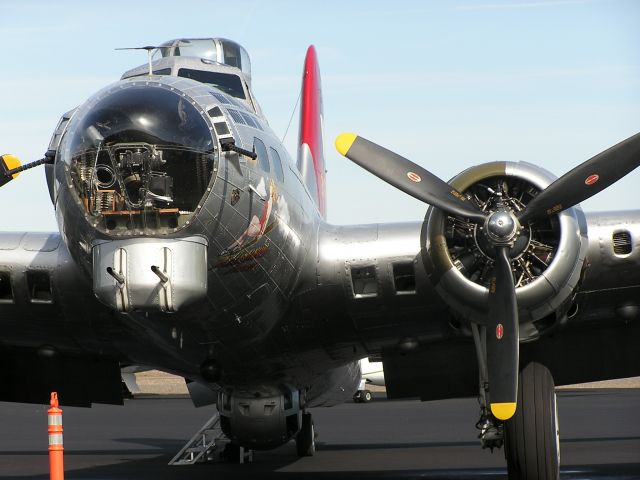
left=335, top=133, right=486, bottom=224
left=519, top=132, right=640, bottom=223
left=487, top=246, right=519, bottom=421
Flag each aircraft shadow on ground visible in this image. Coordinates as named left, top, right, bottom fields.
left=2, top=435, right=639, bottom=480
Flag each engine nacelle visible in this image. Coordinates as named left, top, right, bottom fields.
left=424, top=161, right=588, bottom=339
left=218, top=384, right=301, bottom=450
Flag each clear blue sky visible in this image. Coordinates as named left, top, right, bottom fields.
left=1, top=0, right=639, bottom=231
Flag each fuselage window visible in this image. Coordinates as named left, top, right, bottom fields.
left=269, top=147, right=285, bottom=183
left=253, top=138, right=270, bottom=172
left=351, top=265, right=378, bottom=298
left=177, top=68, right=246, bottom=99
left=26, top=270, right=53, bottom=304
left=0, top=271, right=13, bottom=303
left=392, top=262, right=416, bottom=294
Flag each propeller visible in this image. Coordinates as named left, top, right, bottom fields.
left=335, top=131, right=640, bottom=420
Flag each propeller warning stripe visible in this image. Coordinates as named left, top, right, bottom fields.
left=335, top=133, right=357, bottom=156
left=1, top=154, right=21, bottom=188
left=1, top=154, right=21, bottom=178
left=491, top=402, right=517, bottom=420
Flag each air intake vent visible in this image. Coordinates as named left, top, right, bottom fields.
left=613, top=230, right=632, bottom=255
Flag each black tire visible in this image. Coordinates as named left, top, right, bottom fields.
left=504, top=362, right=560, bottom=480
left=296, top=413, right=315, bottom=457
left=363, top=390, right=372, bottom=402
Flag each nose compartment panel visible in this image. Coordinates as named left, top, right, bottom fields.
left=92, top=236, right=207, bottom=312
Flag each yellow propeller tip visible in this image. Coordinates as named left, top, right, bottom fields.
left=491, top=402, right=517, bottom=420
left=1, top=154, right=22, bottom=179
left=335, top=133, right=357, bottom=156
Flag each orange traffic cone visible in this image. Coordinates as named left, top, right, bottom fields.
left=48, top=392, right=64, bottom=480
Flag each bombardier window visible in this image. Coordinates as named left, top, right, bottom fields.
left=254, top=138, right=270, bottom=172
left=269, top=147, right=284, bottom=183
left=60, top=85, right=216, bottom=235
left=177, top=68, right=245, bottom=99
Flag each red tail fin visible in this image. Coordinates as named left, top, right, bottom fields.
left=297, top=45, right=326, bottom=218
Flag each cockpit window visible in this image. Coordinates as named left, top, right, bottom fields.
left=59, top=85, right=216, bottom=235
left=177, top=68, right=245, bottom=99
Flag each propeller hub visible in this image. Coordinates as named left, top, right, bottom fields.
left=485, top=210, right=519, bottom=244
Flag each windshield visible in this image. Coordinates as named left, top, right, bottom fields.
left=177, top=68, right=246, bottom=99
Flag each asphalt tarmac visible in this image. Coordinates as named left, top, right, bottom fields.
left=1, top=389, right=639, bottom=479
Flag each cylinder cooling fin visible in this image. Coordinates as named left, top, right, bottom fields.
left=424, top=161, right=588, bottom=334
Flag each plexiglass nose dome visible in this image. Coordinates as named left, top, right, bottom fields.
left=58, top=83, right=217, bottom=235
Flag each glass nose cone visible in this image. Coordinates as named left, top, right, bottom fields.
left=60, top=84, right=217, bottom=235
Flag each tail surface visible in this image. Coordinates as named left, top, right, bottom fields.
left=297, top=45, right=326, bottom=218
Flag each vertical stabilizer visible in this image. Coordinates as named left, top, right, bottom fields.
left=297, top=46, right=326, bottom=218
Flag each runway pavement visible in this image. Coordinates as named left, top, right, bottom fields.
left=1, top=389, right=639, bottom=479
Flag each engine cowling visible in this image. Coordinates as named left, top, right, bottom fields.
left=424, top=161, right=588, bottom=339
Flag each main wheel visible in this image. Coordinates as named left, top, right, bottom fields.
left=362, top=390, right=372, bottom=402
left=296, top=413, right=315, bottom=457
left=504, top=362, right=560, bottom=480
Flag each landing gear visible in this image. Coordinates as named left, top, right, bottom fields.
left=504, top=363, right=560, bottom=480
left=296, top=412, right=315, bottom=457
left=471, top=324, right=560, bottom=479
left=353, top=389, right=372, bottom=403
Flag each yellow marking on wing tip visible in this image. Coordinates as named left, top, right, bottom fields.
left=335, top=133, right=357, bottom=156
left=1, top=154, right=21, bottom=178
left=491, top=402, right=517, bottom=420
